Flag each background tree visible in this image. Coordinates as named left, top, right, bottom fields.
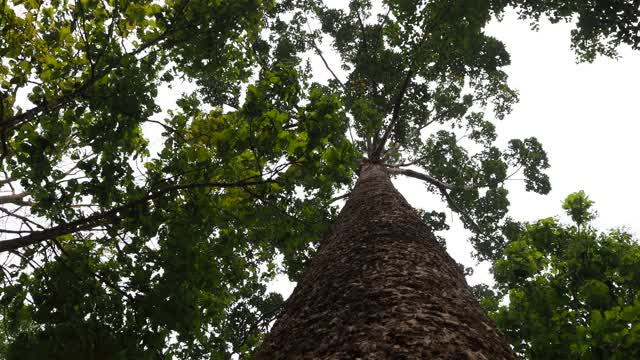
left=476, top=192, right=640, bottom=359
left=1, top=0, right=639, bottom=358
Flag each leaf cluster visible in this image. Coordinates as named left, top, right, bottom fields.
left=477, top=193, right=640, bottom=359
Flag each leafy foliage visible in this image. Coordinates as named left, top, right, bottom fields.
left=0, top=0, right=638, bottom=357
left=562, top=190, right=595, bottom=227
left=477, top=193, right=640, bottom=359
left=498, top=0, right=640, bottom=61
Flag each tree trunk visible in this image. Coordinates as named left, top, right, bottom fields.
left=256, top=163, right=515, bottom=359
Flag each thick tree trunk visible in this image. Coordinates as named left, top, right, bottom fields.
left=256, top=163, right=515, bottom=359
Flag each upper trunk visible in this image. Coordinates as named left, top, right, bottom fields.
left=256, top=163, right=515, bottom=359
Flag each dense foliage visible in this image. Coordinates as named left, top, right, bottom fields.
left=1, top=0, right=638, bottom=358
left=476, top=192, right=640, bottom=359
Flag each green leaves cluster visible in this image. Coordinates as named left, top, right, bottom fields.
left=562, top=190, right=595, bottom=227
left=496, top=0, right=640, bottom=62
left=477, top=193, right=640, bottom=359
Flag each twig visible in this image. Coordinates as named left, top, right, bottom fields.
left=0, top=206, right=45, bottom=229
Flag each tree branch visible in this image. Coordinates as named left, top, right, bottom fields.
left=0, top=191, right=29, bottom=205
left=329, top=192, right=350, bottom=204
left=304, top=12, right=345, bottom=90
left=0, top=176, right=16, bottom=187
left=0, top=206, right=45, bottom=229
left=370, top=5, right=454, bottom=160
left=310, top=37, right=344, bottom=89
left=0, top=177, right=276, bottom=253
left=439, top=188, right=486, bottom=238
left=386, top=166, right=465, bottom=191
left=371, top=70, right=413, bottom=160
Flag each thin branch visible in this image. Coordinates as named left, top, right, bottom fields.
left=505, top=165, right=523, bottom=182
left=144, top=119, right=186, bottom=140
left=415, top=117, right=439, bottom=134
left=329, top=192, right=350, bottom=204
left=0, top=229, right=36, bottom=234
left=0, top=176, right=16, bottom=187
left=440, top=188, right=486, bottom=238
left=346, top=114, right=356, bottom=145
left=9, top=249, right=43, bottom=273
left=306, top=21, right=345, bottom=90
left=389, top=153, right=429, bottom=167
left=0, top=206, right=45, bottom=229
left=311, top=39, right=344, bottom=89
left=1, top=170, right=15, bottom=193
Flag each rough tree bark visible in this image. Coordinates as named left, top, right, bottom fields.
left=256, top=162, right=515, bottom=359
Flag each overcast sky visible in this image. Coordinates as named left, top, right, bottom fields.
left=268, top=7, right=640, bottom=297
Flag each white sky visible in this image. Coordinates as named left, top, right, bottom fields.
left=269, top=7, right=640, bottom=297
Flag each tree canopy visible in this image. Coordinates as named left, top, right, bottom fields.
left=476, top=192, right=640, bottom=359
left=1, top=0, right=639, bottom=358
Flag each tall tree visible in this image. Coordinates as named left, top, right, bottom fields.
left=1, top=0, right=638, bottom=358
left=256, top=161, right=516, bottom=358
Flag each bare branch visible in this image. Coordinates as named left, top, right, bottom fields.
left=310, top=37, right=344, bottom=89
left=0, top=206, right=46, bottom=230
left=304, top=21, right=342, bottom=86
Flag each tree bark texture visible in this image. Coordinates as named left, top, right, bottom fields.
left=256, top=163, right=515, bottom=359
